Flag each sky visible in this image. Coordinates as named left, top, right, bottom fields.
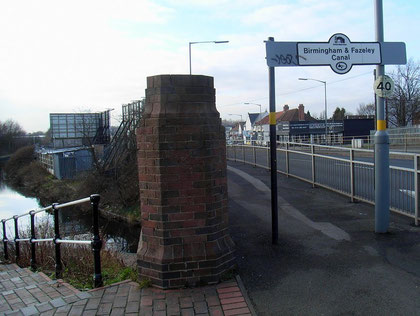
left=1, top=0, right=419, bottom=132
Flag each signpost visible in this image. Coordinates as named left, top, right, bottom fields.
left=265, top=2, right=406, bottom=238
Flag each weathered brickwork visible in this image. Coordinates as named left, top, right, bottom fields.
left=136, top=75, right=235, bottom=289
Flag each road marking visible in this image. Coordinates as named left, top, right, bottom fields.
left=227, top=165, right=351, bottom=241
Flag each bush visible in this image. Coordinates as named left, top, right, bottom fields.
left=4, top=145, right=35, bottom=177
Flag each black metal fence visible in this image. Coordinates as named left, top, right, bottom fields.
left=1, top=194, right=103, bottom=288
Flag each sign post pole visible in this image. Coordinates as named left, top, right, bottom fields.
left=374, top=0, right=390, bottom=233
left=268, top=37, right=279, bottom=245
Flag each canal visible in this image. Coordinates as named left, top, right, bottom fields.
left=0, top=177, right=140, bottom=253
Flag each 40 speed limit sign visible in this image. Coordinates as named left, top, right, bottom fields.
left=374, top=75, right=394, bottom=98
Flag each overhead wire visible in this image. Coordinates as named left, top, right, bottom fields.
left=219, top=70, right=373, bottom=108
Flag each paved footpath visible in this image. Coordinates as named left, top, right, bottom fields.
left=0, top=263, right=255, bottom=316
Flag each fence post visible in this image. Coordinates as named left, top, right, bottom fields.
left=242, top=145, right=245, bottom=163
left=266, top=145, right=270, bottom=169
left=52, top=203, right=62, bottom=279
left=2, top=220, right=8, bottom=261
left=234, top=145, right=237, bottom=162
left=253, top=146, right=257, bottom=167
left=13, top=216, right=20, bottom=264
left=415, top=155, right=419, bottom=226
left=311, top=145, right=315, bottom=187
left=91, top=194, right=103, bottom=288
left=29, top=211, right=36, bottom=270
left=286, top=142, right=289, bottom=177
left=350, top=149, right=355, bottom=202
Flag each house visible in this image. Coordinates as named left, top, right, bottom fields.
left=255, top=104, right=316, bottom=144
left=243, top=111, right=268, bottom=144
left=229, top=121, right=246, bottom=143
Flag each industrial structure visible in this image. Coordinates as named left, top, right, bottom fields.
left=37, top=101, right=143, bottom=179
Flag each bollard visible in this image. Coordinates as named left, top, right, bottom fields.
left=90, top=194, right=103, bottom=288
left=52, top=203, right=62, bottom=279
left=29, top=211, right=36, bottom=270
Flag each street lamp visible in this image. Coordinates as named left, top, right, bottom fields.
left=298, top=78, right=328, bottom=144
left=228, top=113, right=243, bottom=122
left=189, top=41, right=229, bottom=75
left=244, top=102, right=262, bottom=115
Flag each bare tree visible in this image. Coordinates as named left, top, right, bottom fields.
left=357, top=103, right=375, bottom=116
left=0, top=119, right=26, bottom=155
left=388, top=59, right=420, bottom=127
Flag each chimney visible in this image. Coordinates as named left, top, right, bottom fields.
left=298, top=104, right=305, bottom=121
left=283, top=104, right=289, bottom=111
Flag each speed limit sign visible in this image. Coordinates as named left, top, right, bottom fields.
left=374, top=75, right=394, bottom=98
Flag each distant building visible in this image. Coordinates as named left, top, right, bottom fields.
left=37, top=110, right=111, bottom=179
left=37, top=147, right=93, bottom=179
left=255, top=104, right=317, bottom=144
left=50, top=111, right=110, bottom=148
left=243, top=111, right=268, bottom=143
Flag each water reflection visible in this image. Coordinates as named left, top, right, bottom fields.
left=0, top=175, right=140, bottom=253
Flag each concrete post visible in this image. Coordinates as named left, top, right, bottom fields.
left=136, top=75, right=235, bottom=289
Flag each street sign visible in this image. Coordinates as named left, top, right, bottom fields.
left=374, top=75, right=394, bottom=98
left=265, top=33, right=406, bottom=75
left=297, top=34, right=380, bottom=74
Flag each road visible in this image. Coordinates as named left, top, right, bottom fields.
left=227, top=161, right=420, bottom=315
left=228, top=145, right=417, bottom=216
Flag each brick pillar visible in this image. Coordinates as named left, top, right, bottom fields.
left=136, top=75, right=235, bottom=289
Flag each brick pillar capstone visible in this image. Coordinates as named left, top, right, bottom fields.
left=136, top=74, right=235, bottom=289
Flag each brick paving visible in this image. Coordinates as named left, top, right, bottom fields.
left=0, top=264, right=254, bottom=315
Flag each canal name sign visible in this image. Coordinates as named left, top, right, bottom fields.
left=266, top=33, right=406, bottom=74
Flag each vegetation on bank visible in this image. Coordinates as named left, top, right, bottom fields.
left=4, top=145, right=140, bottom=223
left=3, top=146, right=144, bottom=289
left=5, top=217, right=139, bottom=290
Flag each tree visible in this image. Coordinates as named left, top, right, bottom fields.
left=357, top=103, right=375, bottom=116
left=332, top=107, right=346, bottom=120
left=0, top=119, right=26, bottom=155
left=388, top=59, right=420, bottom=127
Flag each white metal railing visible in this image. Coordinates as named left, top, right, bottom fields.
left=227, top=142, right=419, bottom=225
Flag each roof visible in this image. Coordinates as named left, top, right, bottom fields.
left=231, top=122, right=245, bottom=131
left=256, top=108, right=317, bottom=125
left=248, top=113, right=260, bottom=125
left=36, top=146, right=90, bottom=155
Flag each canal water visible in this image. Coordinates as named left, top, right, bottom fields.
left=0, top=178, right=140, bottom=253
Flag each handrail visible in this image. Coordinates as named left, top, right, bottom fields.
left=0, top=194, right=103, bottom=288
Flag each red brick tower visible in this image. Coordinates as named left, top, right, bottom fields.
left=136, top=75, right=235, bottom=289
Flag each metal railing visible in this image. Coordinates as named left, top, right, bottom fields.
left=227, top=143, right=420, bottom=226
left=1, top=194, right=103, bottom=288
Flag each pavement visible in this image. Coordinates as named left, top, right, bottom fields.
left=1, top=160, right=420, bottom=315
left=227, top=160, right=420, bottom=315
left=0, top=263, right=255, bottom=315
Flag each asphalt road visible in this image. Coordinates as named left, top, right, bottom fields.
left=227, top=161, right=420, bottom=315
left=230, top=147, right=416, bottom=214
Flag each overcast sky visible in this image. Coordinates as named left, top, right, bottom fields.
left=1, top=0, right=419, bottom=132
